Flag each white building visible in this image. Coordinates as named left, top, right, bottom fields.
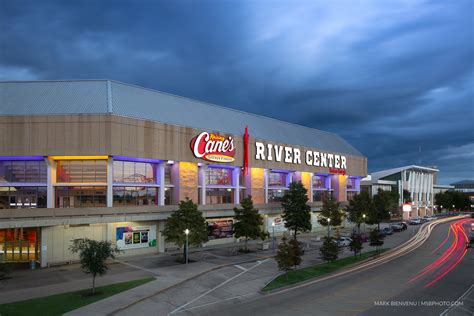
left=362, top=165, right=439, bottom=219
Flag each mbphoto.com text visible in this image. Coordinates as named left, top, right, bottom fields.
left=374, top=301, right=464, bottom=307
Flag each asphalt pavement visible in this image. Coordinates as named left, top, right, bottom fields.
left=181, top=218, right=474, bottom=316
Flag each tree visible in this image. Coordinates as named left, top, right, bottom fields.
left=346, top=191, right=375, bottom=233
left=369, top=229, right=384, bottom=252
left=288, top=238, right=304, bottom=270
left=281, top=182, right=311, bottom=240
left=435, top=191, right=471, bottom=212
left=318, top=197, right=344, bottom=229
left=320, top=237, right=339, bottom=262
left=349, top=233, right=363, bottom=257
left=233, top=196, right=267, bottom=252
left=275, top=236, right=294, bottom=279
left=372, top=189, right=396, bottom=229
left=163, top=198, right=208, bottom=263
left=69, top=239, right=120, bottom=294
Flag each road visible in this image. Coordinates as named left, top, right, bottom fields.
left=179, top=218, right=474, bottom=316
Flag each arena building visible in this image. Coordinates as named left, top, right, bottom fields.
left=0, top=80, right=366, bottom=267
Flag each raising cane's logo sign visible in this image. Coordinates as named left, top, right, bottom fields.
left=191, top=132, right=236, bottom=163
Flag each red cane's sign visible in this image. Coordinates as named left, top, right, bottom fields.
left=191, top=132, right=236, bottom=163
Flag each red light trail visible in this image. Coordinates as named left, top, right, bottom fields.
left=409, top=218, right=472, bottom=288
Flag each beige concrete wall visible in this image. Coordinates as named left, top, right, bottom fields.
left=247, top=168, right=265, bottom=204
left=41, top=221, right=162, bottom=267
left=0, top=114, right=367, bottom=177
left=177, top=162, right=198, bottom=203
left=331, top=175, right=347, bottom=202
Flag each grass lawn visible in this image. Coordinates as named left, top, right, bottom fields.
left=0, top=277, right=155, bottom=316
left=263, top=249, right=388, bottom=292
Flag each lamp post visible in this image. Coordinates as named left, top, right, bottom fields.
left=271, top=221, right=276, bottom=252
left=184, top=229, right=190, bottom=264
left=362, top=214, right=366, bottom=233
left=327, top=218, right=331, bottom=238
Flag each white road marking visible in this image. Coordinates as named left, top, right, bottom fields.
left=234, top=264, right=247, bottom=271
left=113, top=259, right=160, bottom=275
left=168, top=258, right=270, bottom=315
left=173, top=292, right=257, bottom=314
left=440, top=283, right=474, bottom=316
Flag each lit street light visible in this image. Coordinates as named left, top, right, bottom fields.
left=362, top=214, right=366, bottom=233
left=327, top=218, right=331, bottom=238
left=184, top=228, right=190, bottom=264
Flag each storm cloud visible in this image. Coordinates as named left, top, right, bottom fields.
left=1, top=0, right=473, bottom=184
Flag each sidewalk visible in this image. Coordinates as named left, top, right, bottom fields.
left=66, top=225, right=419, bottom=316
left=0, top=222, right=415, bottom=308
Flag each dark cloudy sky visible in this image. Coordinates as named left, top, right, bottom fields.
left=1, top=0, right=473, bottom=184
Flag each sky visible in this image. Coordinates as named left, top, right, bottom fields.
left=1, top=0, right=473, bottom=184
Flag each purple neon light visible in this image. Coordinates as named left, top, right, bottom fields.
left=113, top=156, right=163, bottom=164
left=206, top=164, right=239, bottom=170
left=0, top=156, right=44, bottom=161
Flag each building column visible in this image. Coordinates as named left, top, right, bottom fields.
left=107, top=157, right=113, bottom=207
left=157, top=221, right=166, bottom=253
left=40, top=227, right=49, bottom=268
left=46, top=157, right=55, bottom=208
left=158, top=163, right=165, bottom=206
left=264, top=169, right=269, bottom=204
left=233, top=167, right=240, bottom=205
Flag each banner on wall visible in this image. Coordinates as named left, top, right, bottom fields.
left=116, top=225, right=157, bottom=250
left=207, top=218, right=233, bottom=239
left=267, top=216, right=287, bottom=233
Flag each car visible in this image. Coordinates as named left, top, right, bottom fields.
left=409, top=218, right=422, bottom=225
left=334, top=236, right=352, bottom=247
left=359, top=232, right=369, bottom=242
left=390, top=223, right=404, bottom=232
left=382, top=227, right=394, bottom=235
left=423, top=215, right=435, bottom=221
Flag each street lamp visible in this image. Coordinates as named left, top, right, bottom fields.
left=362, top=214, right=366, bottom=233
left=184, top=228, right=190, bottom=264
left=327, top=218, right=331, bottom=238
left=271, top=221, right=276, bottom=252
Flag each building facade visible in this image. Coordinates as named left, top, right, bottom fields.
left=0, top=80, right=366, bottom=267
left=361, top=165, right=439, bottom=219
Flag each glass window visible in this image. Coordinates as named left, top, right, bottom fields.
left=55, top=186, right=107, bottom=208
left=11, top=161, right=26, bottom=182
left=113, top=186, right=159, bottom=207
left=268, top=172, right=288, bottom=187
left=206, top=168, right=233, bottom=186
left=268, top=189, right=286, bottom=203
left=164, top=187, right=173, bottom=205
left=347, top=191, right=358, bottom=201
left=313, top=175, right=329, bottom=189
left=164, top=164, right=172, bottom=185
left=114, top=161, right=158, bottom=184
left=123, top=161, right=135, bottom=183
left=313, top=190, right=334, bottom=202
left=206, top=188, right=234, bottom=204
left=347, top=177, right=357, bottom=190
left=0, top=186, right=47, bottom=209
left=145, top=163, right=155, bottom=183
left=113, top=161, right=124, bottom=183
left=56, top=160, right=107, bottom=183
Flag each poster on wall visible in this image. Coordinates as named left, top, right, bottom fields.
left=267, top=217, right=287, bottom=233
left=116, top=225, right=157, bottom=250
left=207, top=218, right=233, bottom=239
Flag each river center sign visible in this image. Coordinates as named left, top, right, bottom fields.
left=255, top=141, right=347, bottom=173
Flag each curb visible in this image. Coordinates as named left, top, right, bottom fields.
left=259, top=217, right=461, bottom=295
left=108, top=254, right=276, bottom=315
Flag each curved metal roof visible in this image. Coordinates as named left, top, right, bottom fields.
left=0, top=80, right=364, bottom=157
